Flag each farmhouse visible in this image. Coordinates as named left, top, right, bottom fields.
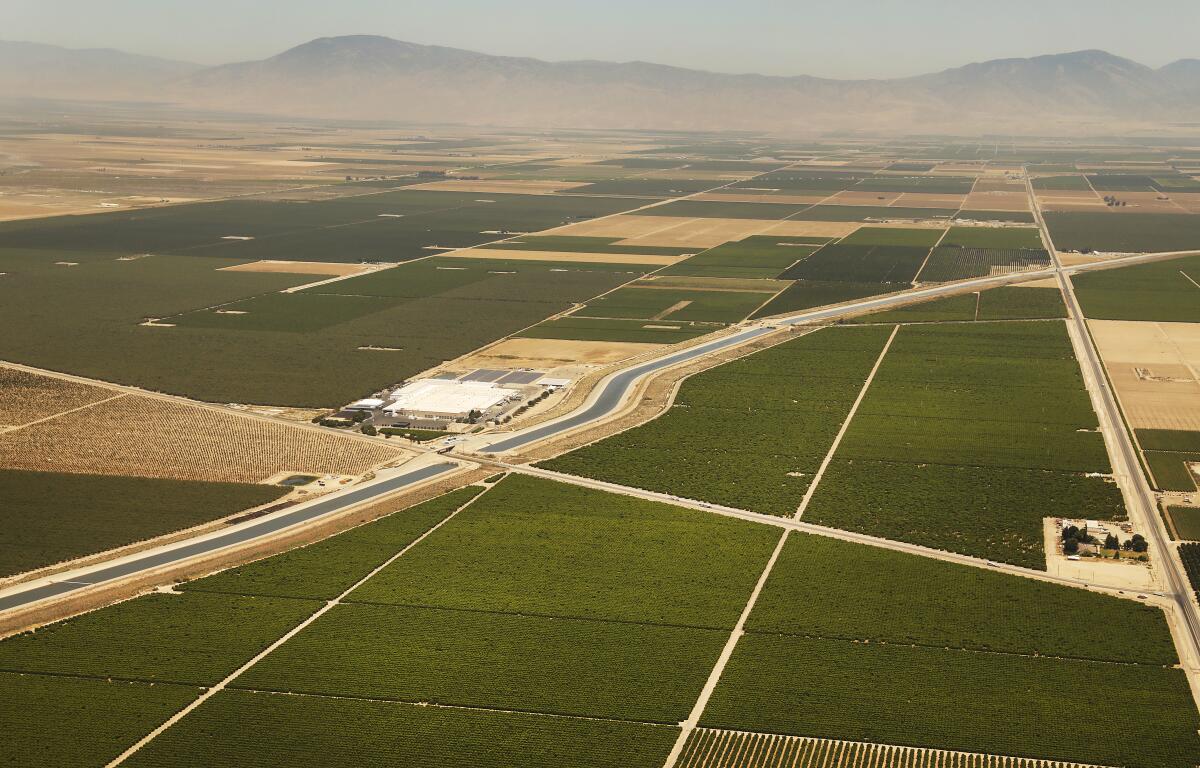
left=382, top=379, right=515, bottom=424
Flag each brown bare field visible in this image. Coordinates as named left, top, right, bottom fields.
left=762, top=220, right=862, bottom=238
left=453, top=337, right=660, bottom=368
left=0, top=367, right=115, bottom=428
left=963, top=191, right=1032, bottom=211
left=440, top=247, right=683, bottom=265
left=678, top=729, right=1105, bottom=768
left=892, top=192, right=968, bottom=208
left=828, top=190, right=903, bottom=206
left=1036, top=191, right=1106, bottom=211
left=1106, top=191, right=1193, bottom=214
left=551, top=215, right=800, bottom=248
left=973, top=179, right=1026, bottom=193
left=219, top=260, right=374, bottom=276
left=1090, top=319, right=1200, bottom=430
left=0, top=393, right=406, bottom=483
left=408, top=179, right=591, bottom=194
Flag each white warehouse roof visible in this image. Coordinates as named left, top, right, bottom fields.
left=384, top=379, right=509, bottom=416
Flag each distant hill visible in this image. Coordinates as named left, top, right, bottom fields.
left=0, top=40, right=201, bottom=101
left=4, top=36, right=1199, bottom=133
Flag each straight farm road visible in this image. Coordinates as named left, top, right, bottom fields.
left=1027, top=171, right=1200, bottom=701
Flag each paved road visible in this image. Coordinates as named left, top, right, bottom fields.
left=1027, top=173, right=1200, bottom=682
left=0, top=462, right=458, bottom=613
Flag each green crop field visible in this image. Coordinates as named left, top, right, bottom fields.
left=1046, top=212, right=1200, bottom=253
left=701, top=634, right=1199, bottom=768
left=1138, top=429, right=1200, bottom=452
left=853, top=286, right=1064, bottom=324
left=940, top=226, right=1043, bottom=249
left=805, top=321, right=1121, bottom=567
left=0, top=672, right=200, bottom=768
left=749, top=280, right=893, bottom=318
left=855, top=176, right=974, bottom=194
left=1073, top=254, right=1200, bottom=322
left=916, top=247, right=1050, bottom=281
left=541, top=326, right=893, bottom=516
left=1145, top=451, right=1200, bottom=491
left=516, top=315, right=715, bottom=343
left=661, top=235, right=825, bottom=279
left=122, top=690, right=677, bottom=768
left=780, top=244, right=930, bottom=283
left=1033, top=175, right=1092, bottom=190
left=576, top=285, right=774, bottom=323
left=235, top=602, right=725, bottom=723
left=805, top=460, right=1124, bottom=568
left=348, top=476, right=778, bottom=628
left=840, top=227, right=946, bottom=247
left=748, top=533, right=1176, bottom=664
left=1182, top=544, right=1200, bottom=601
left=0, top=250, right=639, bottom=405
left=0, top=592, right=319, bottom=685
left=0, top=190, right=643, bottom=263
left=1169, top=507, right=1200, bottom=540
left=0, top=469, right=285, bottom=579
left=184, top=487, right=481, bottom=600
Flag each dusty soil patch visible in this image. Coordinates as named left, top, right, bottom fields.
left=410, top=179, right=590, bottom=194
left=440, top=247, right=682, bottom=265
left=1090, top=319, right=1200, bottom=430
left=452, top=337, right=660, bottom=368
left=963, top=191, right=1031, bottom=211
left=0, top=366, right=115, bottom=427
left=763, top=220, right=862, bottom=238
left=0, top=393, right=407, bottom=483
left=892, top=192, right=967, bottom=208
left=550, top=215, right=789, bottom=248
left=219, top=260, right=373, bottom=276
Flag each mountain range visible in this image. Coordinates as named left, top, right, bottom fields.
left=2, top=35, right=1199, bottom=134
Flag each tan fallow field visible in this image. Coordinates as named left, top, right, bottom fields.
left=1089, top=319, right=1200, bottom=430
left=449, top=337, right=662, bottom=368
left=219, top=260, right=376, bottom=276
left=0, top=368, right=407, bottom=484
left=962, top=191, right=1032, bottom=211
left=828, top=190, right=903, bottom=206
left=439, top=247, right=684, bottom=266
left=408, top=179, right=592, bottom=194
left=892, top=192, right=968, bottom=208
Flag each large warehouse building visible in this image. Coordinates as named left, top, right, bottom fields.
left=381, top=379, right=514, bottom=422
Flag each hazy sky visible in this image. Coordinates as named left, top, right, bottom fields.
left=8, top=0, right=1200, bottom=78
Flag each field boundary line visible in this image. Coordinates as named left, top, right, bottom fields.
left=103, top=482, right=496, bottom=767
left=794, top=324, right=898, bottom=520
left=912, top=225, right=951, bottom=285
left=3, top=392, right=127, bottom=433
left=661, top=529, right=791, bottom=768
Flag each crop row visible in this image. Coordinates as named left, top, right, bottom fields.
left=701, top=634, right=1199, bottom=768
left=122, top=689, right=677, bottom=768
left=234, top=602, right=725, bottom=724
left=747, top=532, right=1175, bottom=664
left=346, top=475, right=779, bottom=629
left=1072, top=254, right=1200, bottom=322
